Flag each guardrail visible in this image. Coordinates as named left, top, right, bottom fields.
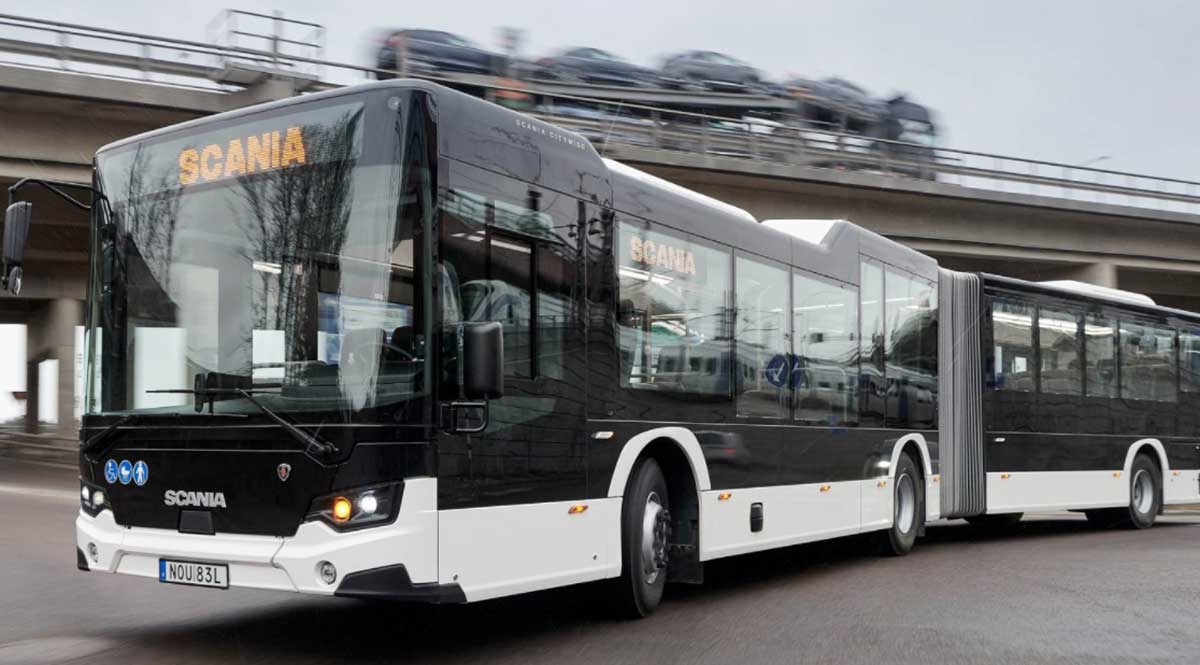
left=2, top=12, right=1200, bottom=216
left=532, top=107, right=1200, bottom=213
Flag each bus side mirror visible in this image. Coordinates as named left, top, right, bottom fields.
left=463, top=321, right=504, bottom=399
left=3, top=202, right=32, bottom=295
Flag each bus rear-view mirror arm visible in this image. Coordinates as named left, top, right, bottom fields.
left=5, top=178, right=107, bottom=295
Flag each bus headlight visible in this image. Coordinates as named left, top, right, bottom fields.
left=305, top=483, right=401, bottom=531
left=80, top=479, right=109, bottom=516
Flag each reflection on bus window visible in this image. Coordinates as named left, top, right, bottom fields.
left=1085, top=316, right=1117, bottom=397
left=440, top=183, right=577, bottom=383
left=1038, top=307, right=1082, bottom=395
left=734, top=256, right=788, bottom=418
left=1180, top=329, right=1200, bottom=393
left=1120, top=322, right=1176, bottom=402
left=617, top=221, right=731, bottom=397
left=859, top=261, right=885, bottom=424
left=992, top=298, right=1035, bottom=391
left=885, top=269, right=937, bottom=428
left=793, top=271, right=858, bottom=425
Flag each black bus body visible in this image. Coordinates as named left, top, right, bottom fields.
left=71, top=80, right=1200, bottom=616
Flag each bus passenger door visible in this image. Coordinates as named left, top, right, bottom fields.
left=436, top=176, right=588, bottom=510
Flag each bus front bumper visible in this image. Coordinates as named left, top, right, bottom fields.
left=74, top=477, right=460, bottom=601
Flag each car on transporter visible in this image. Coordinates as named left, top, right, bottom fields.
left=0, top=79, right=1190, bottom=620
left=531, top=47, right=661, bottom=87
left=660, top=50, right=768, bottom=94
left=374, top=29, right=504, bottom=78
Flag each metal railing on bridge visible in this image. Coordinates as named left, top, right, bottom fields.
left=2, top=12, right=1199, bottom=217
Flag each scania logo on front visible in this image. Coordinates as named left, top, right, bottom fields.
left=163, top=490, right=228, bottom=508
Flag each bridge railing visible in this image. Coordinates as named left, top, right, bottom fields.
left=526, top=104, right=1200, bottom=214
left=2, top=12, right=1199, bottom=216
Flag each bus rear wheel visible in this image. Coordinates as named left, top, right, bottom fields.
left=1086, top=454, right=1160, bottom=529
left=614, top=458, right=671, bottom=618
left=879, top=453, right=923, bottom=556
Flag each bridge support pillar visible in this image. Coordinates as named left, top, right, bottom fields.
left=25, top=298, right=83, bottom=439
left=1051, top=262, right=1118, bottom=289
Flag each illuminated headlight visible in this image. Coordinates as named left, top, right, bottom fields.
left=305, top=483, right=401, bottom=531
left=80, top=479, right=108, bottom=516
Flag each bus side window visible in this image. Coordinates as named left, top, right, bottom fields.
left=1180, top=329, right=1200, bottom=394
left=1085, top=315, right=1117, bottom=397
left=794, top=271, right=858, bottom=426
left=884, top=269, right=937, bottom=429
left=992, top=298, right=1035, bottom=392
left=858, top=260, right=885, bottom=426
left=1038, top=307, right=1082, bottom=395
left=616, top=220, right=731, bottom=397
left=734, top=254, right=788, bottom=418
left=1119, top=321, right=1176, bottom=402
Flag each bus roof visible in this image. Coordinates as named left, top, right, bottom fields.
left=982, top=273, right=1200, bottom=324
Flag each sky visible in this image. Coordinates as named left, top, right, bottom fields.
left=7, top=0, right=1198, bottom=178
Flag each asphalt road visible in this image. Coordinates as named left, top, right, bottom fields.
left=3, top=458, right=1199, bottom=665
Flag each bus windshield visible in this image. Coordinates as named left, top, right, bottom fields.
left=86, top=91, right=434, bottom=424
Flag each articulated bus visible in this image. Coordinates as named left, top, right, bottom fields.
left=40, top=80, right=1198, bottom=617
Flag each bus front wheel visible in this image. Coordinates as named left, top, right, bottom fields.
left=615, top=458, right=671, bottom=618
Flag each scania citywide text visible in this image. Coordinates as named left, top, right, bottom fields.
left=40, top=80, right=1200, bottom=616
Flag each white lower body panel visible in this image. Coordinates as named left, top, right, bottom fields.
left=986, top=470, right=1127, bottom=513
left=1165, top=469, right=1200, bottom=504
left=438, top=498, right=620, bottom=602
left=700, top=478, right=895, bottom=561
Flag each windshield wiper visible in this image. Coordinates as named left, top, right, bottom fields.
left=82, top=414, right=139, bottom=458
left=147, top=387, right=340, bottom=462
left=232, top=388, right=340, bottom=461
left=81, top=411, right=247, bottom=459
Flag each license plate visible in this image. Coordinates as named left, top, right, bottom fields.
left=159, top=559, right=229, bottom=589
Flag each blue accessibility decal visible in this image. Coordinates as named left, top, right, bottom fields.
left=133, top=460, right=149, bottom=487
left=117, top=460, right=134, bottom=485
left=103, top=459, right=119, bottom=484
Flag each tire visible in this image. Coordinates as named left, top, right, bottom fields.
left=614, top=458, right=671, bottom=618
left=964, top=513, right=1023, bottom=529
left=1121, top=454, right=1161, bottom=529
left=879, top=453, right=923, bottom=556
left=1086, top=454, right=1161, bottom=529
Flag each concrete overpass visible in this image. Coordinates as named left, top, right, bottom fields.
left=5, top=60, right=1200, bottom=439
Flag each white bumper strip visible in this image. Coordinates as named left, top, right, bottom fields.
left=75, top=477, right=439, bottom=596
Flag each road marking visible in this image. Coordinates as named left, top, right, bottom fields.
left=0, top=482, right=78, bottom=503
left=0, top=637, right=117, bottom=664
